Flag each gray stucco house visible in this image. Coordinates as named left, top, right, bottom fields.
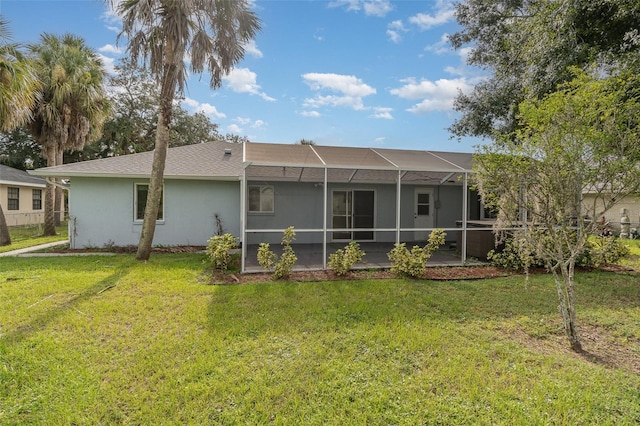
left=32, top=140, right=488, bottom=271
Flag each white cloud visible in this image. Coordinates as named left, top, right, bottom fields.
left=235, top=116, right=252, bottom=125
left=99, top=44, right=122, bottom=55
left=363, top=0, right=394, bottom=17
left=425, top=33, right=451, bottom=55
left=300, top=110, right=321, bottom=118
left=97, top=54, right=117, bottom=75
left=227, top=124, right=242, bottom=133
left=371, top=107, right=393, bottom=120
left=101, top=3, right=122, bottom=33
left=243, top=39, right=263, bottom=58
left=409, top=0, right=455, bottom=30
left=387, top=20, right=407, bottom=43
left=233, top=117, right=265, bottom=129
left=425, top=34, right=473, bottom=64
left=304, top=95, right=366, bottom=111
left=328, top=0, right=361, bottom=13
left=302, top=73, right=376, bottom=111
left=328, top=0, right=393, bottom=17
left=390, top=77, right=476, bottom=113
left=223, top=67, right=275, bottom=102
left=303, top=73, right=375, bottom=97
left=182, top=97, right=226, bottom=118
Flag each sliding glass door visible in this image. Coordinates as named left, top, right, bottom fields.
left=332, top=190, right=374, bottom=241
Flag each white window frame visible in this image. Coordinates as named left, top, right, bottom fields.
left=248, top=184, right=274, bottom=214
left=32, top=189, right=42, bottom=210
left=7, top=187, right=19, bottom=210
left=134, top=183, right=164, bottom=222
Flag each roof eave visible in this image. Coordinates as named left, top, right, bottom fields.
left=28, top=171, right=241, bottom=181
left=0, top=179, right=46, bottom=188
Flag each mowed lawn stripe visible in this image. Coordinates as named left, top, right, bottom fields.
left=1, top=254, right=639, bottom=424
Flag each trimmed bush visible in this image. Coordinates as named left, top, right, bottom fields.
left=328, top=241, right=366, bottom=276
left=257, top=226, right=298, bottom=279
left=207, top=233, right=239, bottom=272
left=388, top=229, right=446, bottom=278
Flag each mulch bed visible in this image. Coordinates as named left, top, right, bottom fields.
left=49, top=244, right=637, bottom=284
left=212, top=265, right=515, bottom=285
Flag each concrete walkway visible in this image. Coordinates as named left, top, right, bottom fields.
left=0, top=240, right=69, bottom=257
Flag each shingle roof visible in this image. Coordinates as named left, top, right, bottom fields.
left=30, top=141, right=243, bottom=180
left=0, top=164, right=46, bottom=187
left=31, top=140, right=473, bottom=184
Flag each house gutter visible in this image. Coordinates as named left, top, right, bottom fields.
left=46, top=177, right=70, bottom=192
left=241, top=143, right=248, bottom=273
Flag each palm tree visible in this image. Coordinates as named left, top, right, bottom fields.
left=0, top=17, right=39, bottom=245
left=28, top=33, right=109, bottom=235
left=113, top=0, right=261, bottom=260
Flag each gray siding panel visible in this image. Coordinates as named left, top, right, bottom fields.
left=69, top=177, right=239, bottom=248
left=245, top=181, right=466, bottom=244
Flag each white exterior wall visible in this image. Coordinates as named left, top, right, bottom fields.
left=69, top=177, right=240, bottom=248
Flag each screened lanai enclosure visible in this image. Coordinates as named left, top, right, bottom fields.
left=240, top=142, right=492, bottom=273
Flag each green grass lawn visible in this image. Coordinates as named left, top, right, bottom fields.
left=1, top=254, right=639, bottom=424
left=621, top=239, right=640, bottom=270
left=0, top=222, right=68, bottom=253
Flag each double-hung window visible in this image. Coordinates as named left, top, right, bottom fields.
left=32, top=189, right=42, bottom=210
left=135, top=183, right=164, bottom=221
left=248, top=185, right=274, bottom=213
left=8, top=187, right=19, bottom=210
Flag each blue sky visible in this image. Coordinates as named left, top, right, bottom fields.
left=1, top=0, right=484, bottom=152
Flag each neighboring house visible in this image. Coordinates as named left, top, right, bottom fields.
left=0, top=164, right=46, bottom=227
left=582, top=191, right=640, bottom=233
left=32, top=140, right=494, bottom=271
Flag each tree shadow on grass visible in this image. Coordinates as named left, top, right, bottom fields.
left=1, top=269, right=127, bottom=346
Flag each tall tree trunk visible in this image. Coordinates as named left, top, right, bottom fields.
left=54, top=147, right=63, bottom=226
left=0, top=205, right=11, bottom=246
left=135, top=108, right=170, bottom=260
left=43, top=142, right=57, bottom=236
left=136, top=49, right=177, bottom=261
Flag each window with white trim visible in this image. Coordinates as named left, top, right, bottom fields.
left=248, top=185, right=274, bottom=213
left=135, top=183, right=164, bottom=221
left=32, top=189, right=42, bottom=210
left=8, top=187, right=19, bottom=210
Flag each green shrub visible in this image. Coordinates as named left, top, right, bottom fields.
left=488, top=235, right=631, bottom=270
left=257, top=243, right=277, bottom=271
left=207, top=233, right=239, bottom=271
left=257, top=226, right=298, bottom=279
left=387, top=229, right=446, bottom=278
left=487, top=237, right=544, bottom=271
left=587, top=236, right=631, bottom=267
left=328, top=241, right=366, bottom=276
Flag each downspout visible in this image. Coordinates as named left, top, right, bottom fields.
left=241, top=143, right=248, bottom=273
left=323, top=167, right=328, bottom=270
left=396, top=169, right=401, bottom=244
left=461, top=172, right=468, bottom=265
left=46, top=177, right=71, bottom=245
left=45, top=177, right=69, bottom=191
